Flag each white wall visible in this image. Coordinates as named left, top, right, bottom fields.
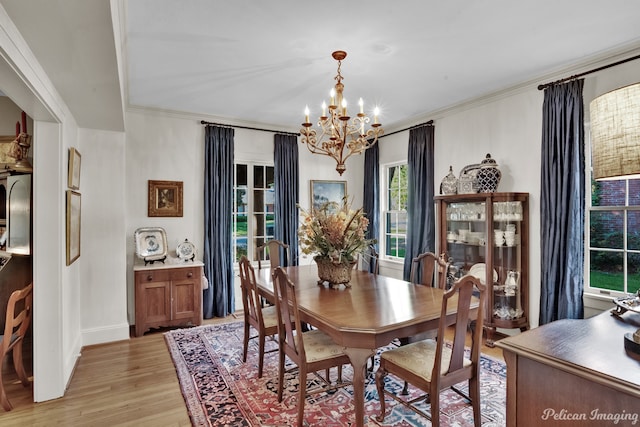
left=79, top=128, right=129, bottom=345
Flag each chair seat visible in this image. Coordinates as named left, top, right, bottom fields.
left=380, top=339, right=471, bottom=381
left=260, top=305, right=280, bottom=330
left=301, top=329, right=347, bottom=363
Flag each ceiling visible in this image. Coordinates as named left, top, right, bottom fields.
left=3, top=1, right=640, bottom=133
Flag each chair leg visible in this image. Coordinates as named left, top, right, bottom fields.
left=242, top=323, right=250, bottom=363
left=297, top=366, right=307, bottom=427
left=374, top=365, right=388, bottom=422
left=257, top=333, right=266, bottom=378
left=0, top=364, right=12, bottom=411
left=277, top=348, right=285, bottom=403
left=429, top=383, right=440, bottom=427
left=401, top=380, right=409, bottom=395
left=12, top=344, right=29, bottom=386
left=470, top=377, right=481, bottom=427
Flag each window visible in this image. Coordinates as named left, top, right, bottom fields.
left=232, top=163, right=275, bottom=262
left=383, top=163, right=408, bottom=259
left=587, top=177, right=640, bottom=296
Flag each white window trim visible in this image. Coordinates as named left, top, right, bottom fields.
left=381, top=161, right=407, bottom=262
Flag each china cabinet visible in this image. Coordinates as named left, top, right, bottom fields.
left=435, top=192, right=529, bottom=346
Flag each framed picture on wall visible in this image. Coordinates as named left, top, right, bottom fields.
left=68, top=147, right=81, bottom=190
left=66, top=190, right=81, bottom=265
left=310, top=180, right=347, bottom=209
left=148, top=180, right=183, bottom=217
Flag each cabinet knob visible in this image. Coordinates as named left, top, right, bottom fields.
left=146, top=275, right=153, bottom=281
left=187, top=272, right=193, bottom=278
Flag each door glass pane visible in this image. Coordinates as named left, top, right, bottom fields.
left=254, top=190, right=265, bottom=213
left=254, top=165, right=264, bottom=188
left=266, top=166, right=274, bottom=188
left=235, top=214, right=247, bottom=237
left=254, top=213, right=265, bottom=237
left=236, top=164, right=247, bottom=186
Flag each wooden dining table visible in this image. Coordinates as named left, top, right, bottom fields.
left=255, top=264, right=475, bottom=426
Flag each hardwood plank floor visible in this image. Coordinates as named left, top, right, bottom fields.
left=0, top=315, right=504, bottom=426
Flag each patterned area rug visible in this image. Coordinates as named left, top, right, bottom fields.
left=165, top=322, right=506, bottom=426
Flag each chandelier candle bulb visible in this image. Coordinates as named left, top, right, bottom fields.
left=359, top=97, right=364, bottom=114
left=304, top=106, right=310, bottom=124
left=321, top=102, right=327, bottom=118
left=330, top=88, right=336, bottom=107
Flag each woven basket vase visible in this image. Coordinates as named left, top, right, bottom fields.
left=315, top=257, right=356, bottom=286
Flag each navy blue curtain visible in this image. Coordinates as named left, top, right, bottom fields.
left=274, top=134, right=299, bottom=266
left=402, top=125, right=435, bottom=281
left=363, top=143, right=379, bottom=272
left=203, top=126, right=235, bottom=318
left=540, top=80, right=585, bottom=324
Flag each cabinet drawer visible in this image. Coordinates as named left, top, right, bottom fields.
left=136, top=269, right=171, bottom=283
left=170, top=267, right=200, bottom=281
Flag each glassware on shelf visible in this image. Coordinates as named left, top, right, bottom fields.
left=494, top=270, right=524, bottom=319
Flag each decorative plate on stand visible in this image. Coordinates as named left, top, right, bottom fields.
left=134, top=227, right=168, bottom=265
left=176, top=239, right=196, bottom=261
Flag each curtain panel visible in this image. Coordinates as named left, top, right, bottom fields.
left=402, top=125, right=436, bottom=281
left=274, top=134, right=299, bottom=266
left=363, top=143, right=380, bottom=273
left=203, top=126, right=235, bottom=318
left=540, top=79, right=585, bottom=324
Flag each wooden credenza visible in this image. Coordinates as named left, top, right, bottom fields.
left=133, top=260, right=203, bottom=337
left=496, top=310, right=640, bottom=426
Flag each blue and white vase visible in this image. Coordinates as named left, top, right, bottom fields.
left=477, top=153, right=501, bottom=193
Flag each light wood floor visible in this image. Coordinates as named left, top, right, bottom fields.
left=0, top=315, right=504, bottom=426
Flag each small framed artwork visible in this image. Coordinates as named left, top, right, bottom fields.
left=310, top=180, right=347, bottom=209
left=148, top=180, right=183, bottom=217
left=66, top=190, right=81, bottom=265
left=68, top=147, right=81, bottom=190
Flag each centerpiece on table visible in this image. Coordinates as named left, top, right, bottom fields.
left=298, top=198, right=375, bottom=288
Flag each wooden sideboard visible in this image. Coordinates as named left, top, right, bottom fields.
left=133, top=259, right=203, bottom=337
left=496, top=310, right=640, bottom=426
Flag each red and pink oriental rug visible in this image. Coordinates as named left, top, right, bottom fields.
left=165, top=321, right=506, bottom=426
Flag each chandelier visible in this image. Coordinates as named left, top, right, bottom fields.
left=300, top=51, right=383, bottom=175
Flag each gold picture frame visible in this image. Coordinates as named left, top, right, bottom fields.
left=148, top=180, right=183, bottom=217
left=66, top=190, right=81, bottom=265
left=68, top=147, right=81, bottom=190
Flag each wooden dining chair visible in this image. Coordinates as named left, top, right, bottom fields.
left=271, top=267, right=351, bottom=427
left=396, top=252, right=452, bottom=392
left=257, top=239, right=290, bottom=270
left=375, top=274, right=486, bottom=426
left=238, top=256, right=280, bottom=378
left=409, top=251, right=450, bottom=289
left=0, top=283, right=33, bottom=411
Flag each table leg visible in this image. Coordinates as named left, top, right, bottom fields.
left=344, top=347, right=374, bottom=427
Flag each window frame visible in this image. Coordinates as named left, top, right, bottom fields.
left=585, top=131, right=640, bottom=297
left=381, top=161, right=408, bottom=261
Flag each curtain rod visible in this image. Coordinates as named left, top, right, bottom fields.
left=379, top=120, right=434, bottom=139
left=537, top=53, right=640, bottom=90
left=200, top=120, right=299, bottom=137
